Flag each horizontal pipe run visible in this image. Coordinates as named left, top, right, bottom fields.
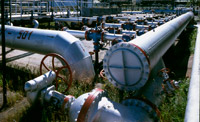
left=54, top=17, right=82, bottom=22
left=102, top=23, right=122, bottom=29
left=66, top=30, right=86, bottom=39
left=54, top=17, right=96, bottom=26
left=129, top=12, right=193, bottom=69
left=103, top=33, right=123, bottom=41
left=103, top=12, right=194, bottom=91
left=65, top=29, right=125, bottom=41
left=184, top=23, right=200, bottom=122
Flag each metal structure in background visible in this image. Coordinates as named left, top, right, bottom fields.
left=184, top=23, right=200, bottom=122
left=0, top=25, right=95, bottom=81
left=3, top=0, right=93, bottom=17
left=103, top=12, right=194, bottom=91
left=0, top=0, right=7, bottom=110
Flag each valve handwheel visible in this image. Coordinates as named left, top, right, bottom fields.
left=40, top=53, right=73, bottom=93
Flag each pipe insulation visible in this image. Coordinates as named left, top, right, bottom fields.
left=103, top=12, right=194, bottom=91
left=0, top=25, right=95, bottom=81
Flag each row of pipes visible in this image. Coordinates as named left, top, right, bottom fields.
left=0, top=11, right=197, bottom=121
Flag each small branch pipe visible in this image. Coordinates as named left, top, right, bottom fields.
left=101, top=23, right=122, bottom=29
left=33, top=19, right=39, bottom=28
left=103, top=12, right=194, bottom=91
left=54, top=17, right=96, bottom=26
left=66, top=30, right=86, bottom=39
left=66, top=29, right=128, bottom=41
left=0, top=25, right=95, bottom=81
left=54, top=17, right=82, bottom=23
left=101, top=22, right=152, bottom=31
left=24, top=71, right=56, bottom=103
left=103, top=33, right=125, bottom=41
left=119, top=20, right=159, bottom=26
left=184, top=23, right=200, bottom=122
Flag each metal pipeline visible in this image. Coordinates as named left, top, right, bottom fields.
left=119, top=20, right=159, bottom=26
left=25, top=58, right=176, bottom=122
left=33, top=19, right=39, bottom=28
left=101, top=23, right=122, bottom=29
left=103, top=12, right=194, bottom=91
left=66, top=30, right=86, bottom=39
left=103, top=33, right=125, bottom=41
left=102, top=22, right=153, bottom=31
left=54, top=17, right=82, bottom=23
left=0, top=25, right=95, bottom=81
left=184, top=23, right=200, bottom=122
left=68, top=59, right=167, bottom=122
left=54, top=17, right=96, bottom=26
left=65, top=29, right=133, bottom=42
left=24, top=71, right=56, bottom=103
left=69, top=89, right=158, bottom=122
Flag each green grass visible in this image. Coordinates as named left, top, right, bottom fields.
left=6, top=91, right=24, bottom=107
left=189, top=28, right=197, bottom=53
left=159, top=27, right=197, bottom=122
left=159, top=78, right=190, bottom=122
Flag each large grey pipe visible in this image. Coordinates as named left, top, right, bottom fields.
left=184, top=23, right=200, bottom=122
left=103, top=12, right=194, bottom=91
left=0, top=25, right=95, bottom=81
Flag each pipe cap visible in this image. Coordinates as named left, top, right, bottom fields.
left=103, top=42, right=150, bottom=91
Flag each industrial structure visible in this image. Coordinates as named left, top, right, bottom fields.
left=0, top=0, right=199, bottom=121
left=0, top=11, right=193, bottom=121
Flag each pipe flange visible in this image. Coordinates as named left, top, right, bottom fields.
left=69, top=88, right=105, bottom=122
left=77, top=88, right=105, bottom=122
left=101, top=31, right=105, bottom=42
left=62, top=95, right=75, bottom=112
left=85, top=30, right=90, bottom=40
left=101, top=23, right=105, bottom=29
left=122, top=98, right=160, bottom=120
left=103, top=42, right=150, bottom=91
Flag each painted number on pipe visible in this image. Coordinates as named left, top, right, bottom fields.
left=17, top=30, right=33, bottom=40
